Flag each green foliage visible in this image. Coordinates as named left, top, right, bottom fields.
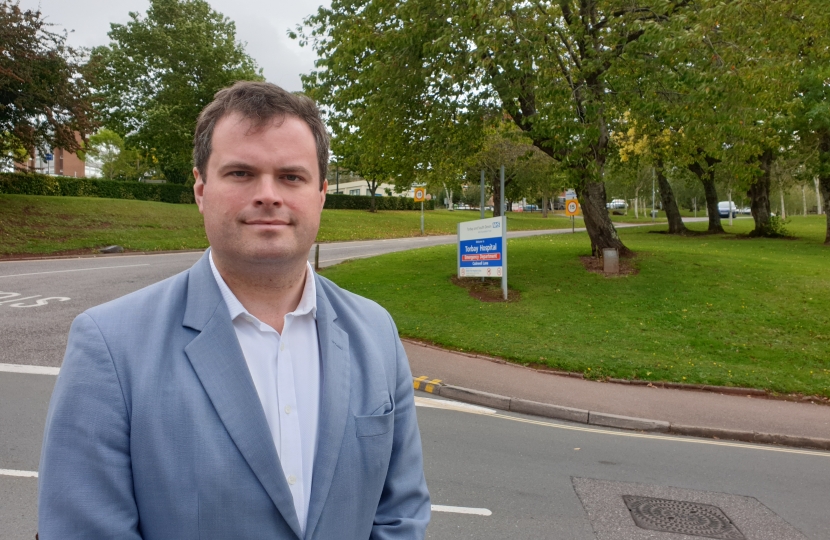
left=324, top=193, right=433, bottom=211
left=86, top=0, right=262, bottom=184
left=0, top=1, right=96, bottom=157
left=750, top=215, right=792, bottom=239
left=86, top=129, right=157, bottom=181
left=0, top=172, right=194, bottom=203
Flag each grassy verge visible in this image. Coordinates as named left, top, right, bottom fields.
left=1, top=194, right=659, bottom=255
left=320, top=216, right=830, bottom=397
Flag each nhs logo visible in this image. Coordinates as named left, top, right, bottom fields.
left=492, top=221, right=501, bottom=229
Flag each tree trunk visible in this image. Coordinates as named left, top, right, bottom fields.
left=816, top=177, right=823, bottom=215
left=779, top=188, right=786, bottom=220
left=748, top=150, right=773, bottom=236
left=820, top=175, right=830, bottom=244
left=688, top=160, right=724, bottom=233
left=491, top=178, right=501, bottom=217
left=368, top=181, right=378, bottom=212
left=490, top=176, right=512, bottom=217
left=577, top=178, right=632, bottom=257
left=542, top=194, right=548, bottom=218
left=655, top=161, right=687, bottom=235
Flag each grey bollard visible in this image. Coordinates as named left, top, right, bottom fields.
left=602, top=248, right=619, bottom=274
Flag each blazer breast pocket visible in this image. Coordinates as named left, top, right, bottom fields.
left=354, top=406, right=394, bottom=438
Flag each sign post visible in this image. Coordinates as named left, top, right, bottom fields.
left=414, top=187, right=426, bottom=235
left=500, top=165, right=507, bottom=300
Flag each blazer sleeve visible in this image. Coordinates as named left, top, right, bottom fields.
left=38, top=313, right=142, bottom=540
left=371, top=313, right=431, bottom=540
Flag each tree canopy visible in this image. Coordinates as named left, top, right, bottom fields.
left=0, top=1, right=95, bottom=159
left=299, top=0, right=830, bottom=244
left=87, top=0, right=262, bottom=184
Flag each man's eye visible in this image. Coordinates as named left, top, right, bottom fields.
left=284, top=175, right=301, bottom=182
left=231, top=171, right=250, bottom=178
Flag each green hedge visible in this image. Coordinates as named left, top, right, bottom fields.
left=324, top=193, right=433, bottom=211
left=0, top=173, right=432, bottom=210
left=0, top=172, right=194, bottom=204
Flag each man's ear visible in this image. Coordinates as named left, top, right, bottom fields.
left=193, top=167, right=206, bottom=214
left=320, top=179, right=328, bottom=209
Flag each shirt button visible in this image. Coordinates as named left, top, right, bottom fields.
left=280, top=344, right=285, bottom=351
left=285, top=405, right=292, bottom=414
left=288, top=475, right=296, bottom=485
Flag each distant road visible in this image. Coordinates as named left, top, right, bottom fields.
left=310, top=217, right=712, bottom=268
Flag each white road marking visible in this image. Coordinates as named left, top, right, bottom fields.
left=415, top=396, right=496, bottom=415
left=0, top=363, right=60, bottom=376
left=0, top=469, right=38, bottom=478
left=0, top=264, right=150, bottom=279
left=431, top=505, right=492, bottom=516
left=491, top=413, right=830, bottom=458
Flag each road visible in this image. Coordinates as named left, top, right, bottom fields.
left=2, top=378, right=826, bottom=539
left=12, top=217, right=821, bottom=540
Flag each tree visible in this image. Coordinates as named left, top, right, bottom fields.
left=785, top=2, right=830, bottom=243
left=0, top=1, right=96, bottom=159
left=612, top=113, right=688, bottom=234
left=300, top=0, right=733, bottom=256
left=464, top=125, right=555, bottom=217
left=85, top=128, right=156, bottom=181
left=87, top=0, right=262, bottom=184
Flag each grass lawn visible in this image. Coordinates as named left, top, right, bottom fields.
left=320, top=216, right=830, bottom=397
left=0, top=194, right=663, bottom=255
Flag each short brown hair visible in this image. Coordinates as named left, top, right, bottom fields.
left=193, top=81, right=329, bottom=188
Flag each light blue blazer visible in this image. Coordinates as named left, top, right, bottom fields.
left=38, top=251, right=430, bottom=539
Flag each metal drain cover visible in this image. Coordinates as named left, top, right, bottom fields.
left=623, top=495, right=746, bottom=539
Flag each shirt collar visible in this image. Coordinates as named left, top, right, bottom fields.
left=209, top=250, right=317, bottom=323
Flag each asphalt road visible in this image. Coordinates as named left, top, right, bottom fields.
left=2, top=381, right=827, bottom=539
left=0, top=219, right=710, bottom=368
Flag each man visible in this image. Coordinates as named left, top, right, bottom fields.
left=38, top=81, right=430, bottom=539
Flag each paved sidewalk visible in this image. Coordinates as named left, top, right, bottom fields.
left=403, top=340, right=830, bottom=443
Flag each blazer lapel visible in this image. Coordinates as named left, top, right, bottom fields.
left=182, top=252, right=304, bottom=539
left=304, top=277, right=351, bottom=540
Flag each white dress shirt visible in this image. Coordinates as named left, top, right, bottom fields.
left=209, top=252, right=320, bottom=534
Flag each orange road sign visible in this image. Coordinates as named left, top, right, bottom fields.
left=414, top=187, right=426, bottom=202
left=565, top=199, right=581, bottom=216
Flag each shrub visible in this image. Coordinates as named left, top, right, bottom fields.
left=324, top=193, right=434, bottom=211
left=0, top=172, right=194, bottom=204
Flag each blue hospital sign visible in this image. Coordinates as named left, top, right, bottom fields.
left=457, top=217, right=505, bottom=277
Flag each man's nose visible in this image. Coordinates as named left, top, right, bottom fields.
left=253, top=176, right=283, bottom=206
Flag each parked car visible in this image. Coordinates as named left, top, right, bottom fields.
left=718, top=201, right=738, bottom=218
left=523, top=204, right=539, bottom=212
left=606, top=199, right=627, bottom=209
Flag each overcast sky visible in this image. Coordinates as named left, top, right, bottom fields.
left=19, top=0, right=328, bottom=92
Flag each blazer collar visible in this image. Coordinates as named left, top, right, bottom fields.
left=303, top=275, right=351, bottom=540
left=182, top=250, right=304, bottom=539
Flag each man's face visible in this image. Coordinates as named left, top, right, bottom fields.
left=193, top=113, right=327, bottom=269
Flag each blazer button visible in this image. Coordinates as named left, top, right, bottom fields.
left=288, top=475, right=297, bottom=485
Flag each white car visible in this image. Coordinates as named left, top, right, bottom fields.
left=718, top=201, right=737, bottom=218
left=606, top=199, right=627, bottom=209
